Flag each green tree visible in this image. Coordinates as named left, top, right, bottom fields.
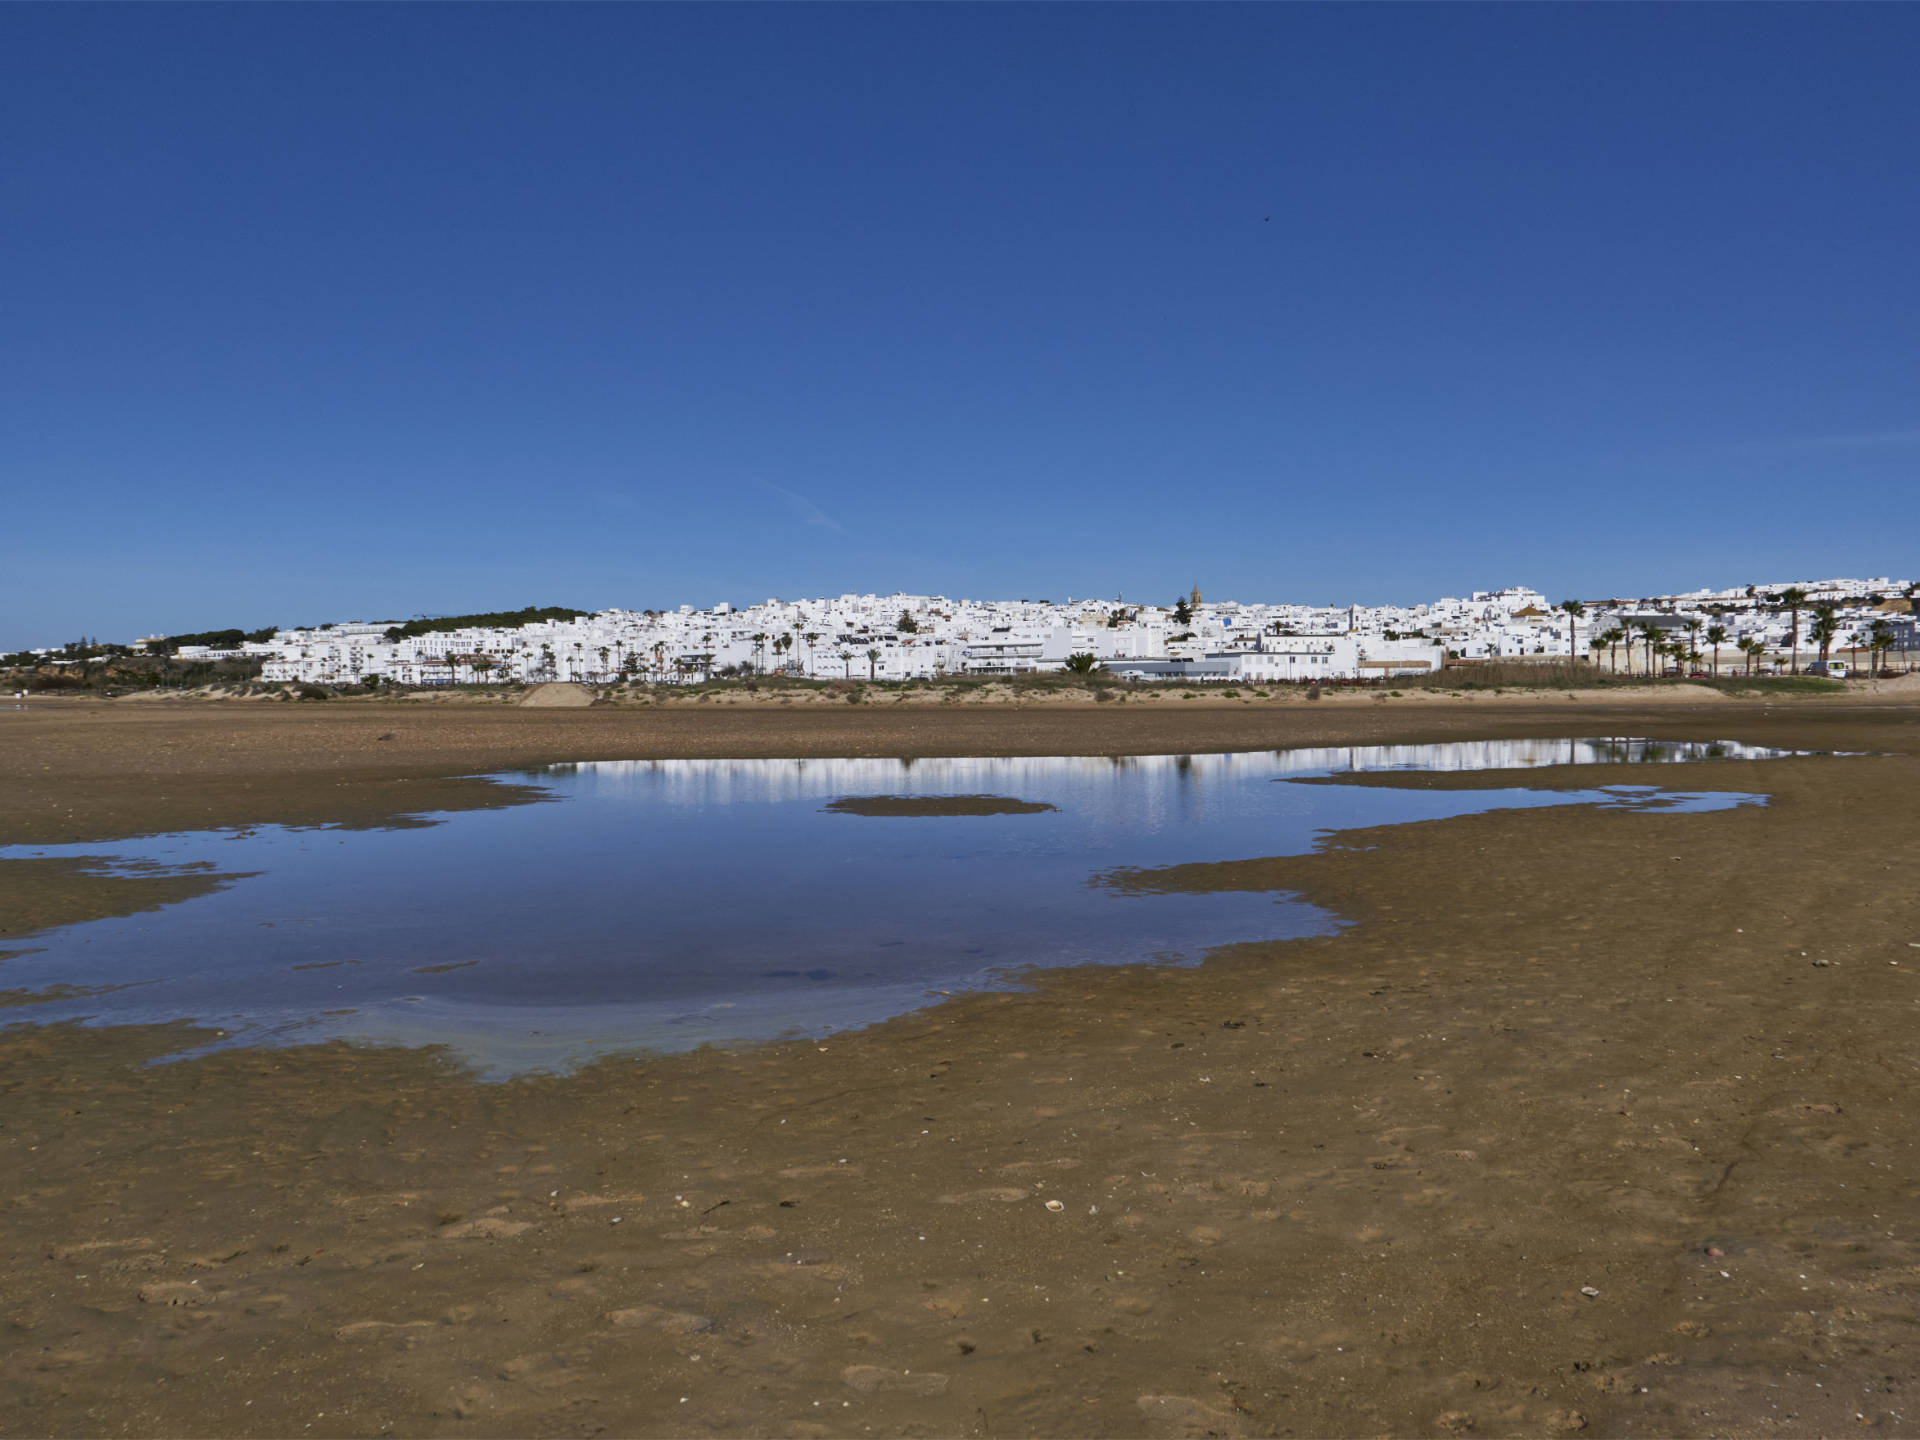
left=838, top=650, right=854, bottom=679
left=1705, top=624, right=1728, bottom=678
left=1869, top=618, right=1896, bottom=676
left=1602, top=626, right=1625, bottom=673
left=1809, top=604, right=1840, bottom=670
left=896, top=611, right=919, bottom=634
left=1063, top=651, right=1100, bottom=674
left=1556, top=599, right=1586, bottom=662
left=1636, top=622, right=1663, bottom=677
left=1772, top=587, right=1809, bottom=673
left=1171, top=596, right=1193, bottom=627
left=865, top=647, right=881, bottom=680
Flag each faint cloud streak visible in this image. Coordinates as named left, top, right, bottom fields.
left=760, top=481, right=845, bottom=533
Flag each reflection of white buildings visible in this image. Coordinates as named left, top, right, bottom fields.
left=555, top=737, right=1797, bottom=808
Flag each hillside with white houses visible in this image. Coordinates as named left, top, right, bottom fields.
left=148, top=576, right=1912, bottom=688
left=15, top=577, right=1896, bottom=689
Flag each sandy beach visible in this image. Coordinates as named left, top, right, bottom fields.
left=3, top=693, right=1918, bottom=1437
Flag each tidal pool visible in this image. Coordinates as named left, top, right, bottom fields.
left=1, top=737, right=1806, bottom=1075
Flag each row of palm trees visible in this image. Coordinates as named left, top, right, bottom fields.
left=1566, top=602, right=1903, bottom=678
left=515, top=627, right=907, bottom=686
left=742, top=631, right=897, bottom=679
left=523, top=627, right=903, bottom=685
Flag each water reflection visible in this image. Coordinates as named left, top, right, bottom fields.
left=0, top=738, right=1812, bottom=1076
left=543, top=737, right=1803, bottom=804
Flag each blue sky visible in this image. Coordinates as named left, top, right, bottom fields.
left=4, top=5, right=1916, bottom=646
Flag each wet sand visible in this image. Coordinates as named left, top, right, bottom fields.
left=822, top=796, right=1058, bottom=817
left=2, top=698, right=1918, bottom=1437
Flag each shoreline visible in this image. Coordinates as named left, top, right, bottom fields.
left=3, top=699, right=1918, bottom=1435
left=4, top=691, right=1912, bottom=849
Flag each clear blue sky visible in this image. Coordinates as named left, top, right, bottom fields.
left=5, top=4, right=1916, bottom=647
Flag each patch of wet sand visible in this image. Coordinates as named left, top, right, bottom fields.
left=0, top=856, right=248, bottom=955
left=2, top=702, right=1918, bottom=1435
left=824, top=794, right=1057, bottom=817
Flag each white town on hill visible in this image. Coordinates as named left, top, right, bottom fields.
left=65, top=576, right=1920, bottom=688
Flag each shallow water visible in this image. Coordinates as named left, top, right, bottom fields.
left=1, top=737, right=1804, bottom=1075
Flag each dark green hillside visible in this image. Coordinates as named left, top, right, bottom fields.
left=149, top=626, right=279, bottom=652
left=383, top=607, right=591, bottom=642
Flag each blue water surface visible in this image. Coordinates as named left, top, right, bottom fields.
left=0, top=737, right=1797, bottom=1076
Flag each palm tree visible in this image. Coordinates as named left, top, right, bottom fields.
left=803, top=633, right=821, bottom=677
left=1867, top=619, right=1895, bottom=675
left=1809, top=605, right=1840, bottom=672
left=1557, top=599, right=1586, bottom=662
left=838, top=650, right=854, bottom=679
left=865, top=647, right=881, bottom=681
left=1636, top=622, right=1663, bottom=677
left=1684, top=618, right=1703, bottom=668
left=1063, top=651, right=1100, bottom=674
left=1587, top=635, right=1608, bottom=670
left=1603, top=626, right=1626, bottom=673
left=1736, top=636, right=1761, bottom=675
left=751, top=633, right=768, bottom=674
left=1705, top=624, right=1728, bottom=678
left=1773, top=587, right=1808, bottom=673
left=652, top=640, right=667, bottom=682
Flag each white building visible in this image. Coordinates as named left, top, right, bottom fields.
left=236, top=576, right=1909, bottom=688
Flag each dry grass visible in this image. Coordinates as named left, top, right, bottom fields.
left=1399, top=661, right=1608, bottom=691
